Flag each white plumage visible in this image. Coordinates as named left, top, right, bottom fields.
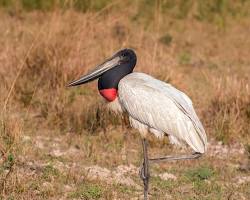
left=114, top=72, right=207, bottom=154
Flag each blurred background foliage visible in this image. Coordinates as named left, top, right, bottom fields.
left=1, top=0, right=250, bottom=23
left=0, top=0, right=249, bottom=144
left=0, top=0, right=250, bottom=199
left=0, top=0, right=111, bottom=12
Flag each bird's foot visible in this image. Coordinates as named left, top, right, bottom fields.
left=139, top=161, right=150, bottom=200
left=139, top=161, right=150, bottom=181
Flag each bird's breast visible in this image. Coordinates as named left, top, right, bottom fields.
left=99, top=88, right=118, bottom=102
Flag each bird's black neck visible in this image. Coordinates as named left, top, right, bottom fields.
left=98, top=63, right=135, bottom=90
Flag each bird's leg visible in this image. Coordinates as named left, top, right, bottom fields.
left=149, top=152, right=202, bottom=163
left=139, top=138, right=150, bottom=200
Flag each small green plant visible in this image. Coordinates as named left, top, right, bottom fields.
left=69, top=183, right=102, bottom=199
left=185, top=166, right=214, bottom=182
left=159, top=33, right=173, bottom=46
left=179, top=51, right=192, bottom=65
left=0, top=153, right=15, bottom=173
left=5, top=154, right=14, bottom=169
left=42, top=165, right=60, bottom=181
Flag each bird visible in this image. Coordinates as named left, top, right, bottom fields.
left=67, top=48, right=207, bottom=199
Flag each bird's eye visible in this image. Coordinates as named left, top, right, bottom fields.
left=121, top=52, right=129, bottom=57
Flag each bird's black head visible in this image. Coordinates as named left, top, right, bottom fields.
left=67, top=48, right=137, bottom=101
left=114, top=48, right=137, bottom=67
left=98, top=49, right=136, bottom=92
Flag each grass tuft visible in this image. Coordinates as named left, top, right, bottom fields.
left=69, top=182, right=102, bottom=199
left=41, top=165, right=60, bottom=182
left=184, top=166, right=215, bottom=182
left=178, top=51, right=192, bottom=65
left=159, top=33, right=173, bottom=46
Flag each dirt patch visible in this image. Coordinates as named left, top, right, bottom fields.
left=84, top=165, right=141, bottom=189
left=158, top=172, right=177, bottom=181
left=207, top=139, right=245, bottom=159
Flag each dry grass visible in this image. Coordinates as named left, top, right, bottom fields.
left=0, top=1, right=250, bottom=199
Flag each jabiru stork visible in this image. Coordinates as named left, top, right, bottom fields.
left=68, top=49, right=207, bottom=199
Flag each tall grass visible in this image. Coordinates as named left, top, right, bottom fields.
left=1, top=0, right=250, bottom=22
left=133, top=0, right=250, bottom=28
left=205, top=76, right=250, bottom=144
left=0, top=1, right=250, bottom=197
left=0, top=0, right=113, bottom=12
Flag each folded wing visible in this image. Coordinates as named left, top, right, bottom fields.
left=118, top=72, right=207, bottom=153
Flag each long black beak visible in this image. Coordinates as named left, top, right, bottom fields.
left=67, top=54, right=121, bottom=87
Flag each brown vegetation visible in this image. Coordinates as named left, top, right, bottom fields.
left=0, top=1, right=250, bottom=199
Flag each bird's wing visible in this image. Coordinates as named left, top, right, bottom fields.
left=118, top=72, right=207, bottom=153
